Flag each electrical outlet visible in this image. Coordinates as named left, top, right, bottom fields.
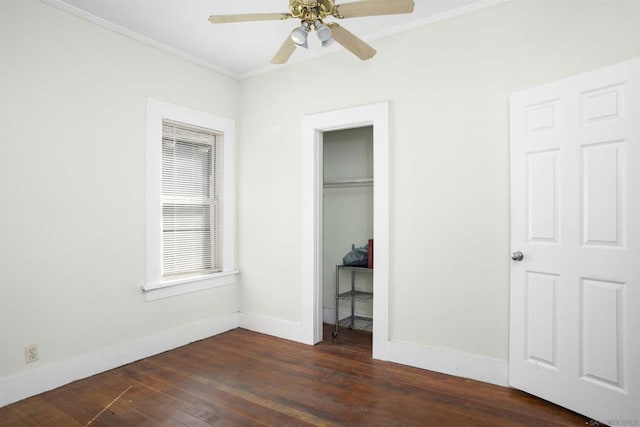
left=24, top=344, right=39, bottom=363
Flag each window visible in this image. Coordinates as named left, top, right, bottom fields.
left=145, top=99, right=237, bottom=300
left=161, top=120, right=222, bottom=276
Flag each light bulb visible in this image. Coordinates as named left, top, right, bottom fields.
left=290, top=25, right=308, bottom=47
left=314, top=21, right=332, bottom=42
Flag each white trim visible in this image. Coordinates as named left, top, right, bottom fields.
left=143, top=269, right=240, bottom=292
left=146, top=98, right=237, bottom=300
left=361, top=0, right=514, bottom=45
left=221, top=118, right=237, bottom=274
left=387, top=339, right=509, bottom=387
left=40, top=0, right=239, bottom=80
left=0, top=310, right=508, bottom=408
left=0, top=312, right=239, bottom=407
left=238, top=312, right=303, bottom=344
left=142, top=270, right=239, bottom=301
left=301, top=102, right=390, bottom=359
left=41, top=0, right=513, bottom=81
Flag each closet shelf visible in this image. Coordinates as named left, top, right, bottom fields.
left=323, top=177, right=373, bottom=188
left=338, top=290, right=373, bottom=302
left=334, top=264, right=373, bottom=338
left=338, top=316, right=373, bottom=332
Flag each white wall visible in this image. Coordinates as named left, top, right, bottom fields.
left=0, top=0, right=239, bottom=403
left=237, top=0, right=640, bottom=361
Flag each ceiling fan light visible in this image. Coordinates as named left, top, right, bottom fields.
left=322, top=37, right=334, bottom=48
left=314, top=21, right=332, bottom=42
left=290, top=25, right=308, bottom=47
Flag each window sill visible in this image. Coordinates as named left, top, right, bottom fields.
left=143, top=270, right=239, bottom=301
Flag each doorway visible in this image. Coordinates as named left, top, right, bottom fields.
left=322, top=127, right=374, bottom=341
left=301, top=102, right=390, bottom=361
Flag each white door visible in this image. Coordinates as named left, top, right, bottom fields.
left=510, top=58, right=640, bottom=424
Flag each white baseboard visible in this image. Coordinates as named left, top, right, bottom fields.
left=1, top=312, right=509, bottom=408
left=238, top=312, right=303, bottom=343
left=325, top=310, right=506, bottom=387
left=0, top=312, right=239, bottom=407
left=386, top=339, right=509, bottom=387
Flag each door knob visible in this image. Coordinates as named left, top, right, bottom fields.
left=511, top=251, right=524, bottom=261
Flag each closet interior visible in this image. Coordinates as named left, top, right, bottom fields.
left=322, top=126, right=374, bottom=341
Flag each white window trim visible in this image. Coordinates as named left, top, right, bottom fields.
left=144, top=98, right=237, bottom=301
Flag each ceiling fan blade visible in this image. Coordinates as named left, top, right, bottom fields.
left=327, top=23, right=376, bottom=61
left=208, top=13, right=291, bottom=24
left=335, top=0, right=415, bottom=19
left=271, top=36, right=297, bottom=65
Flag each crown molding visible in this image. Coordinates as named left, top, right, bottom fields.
left=356, top=0, right=515, bottom=48
left=40, top=0, right=241, bottom=80
left=41, top=0, right=514, bottom=81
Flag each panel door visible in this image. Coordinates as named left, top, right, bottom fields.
left=509, top=58, right=640, bottom=424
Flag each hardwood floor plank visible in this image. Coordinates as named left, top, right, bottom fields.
left=76, top=378, right=165, bottom=426
left=39, top=384, right=110, bottom=426
left=0, top=326, right=589, bottom=426
left=0, top=409, right=31, bottom=426
left=1, top=395, right=83, bottom=427
left=205, top=335, right=490, bottom=425
left=121, top=360, right=312, bottom=426
left=93, top=373, right=212, bottom=427
left=152, top=341, right=358, bottom=424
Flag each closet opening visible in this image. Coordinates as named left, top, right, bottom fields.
left=301, top=101, right=388, bottom=359
left=322, top=126, right=373, bottom=349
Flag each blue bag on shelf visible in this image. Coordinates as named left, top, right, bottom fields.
left=342, top=245, right=369, bottom=267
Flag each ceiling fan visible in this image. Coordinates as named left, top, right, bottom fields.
left=209, top=0, right=415, bottom=64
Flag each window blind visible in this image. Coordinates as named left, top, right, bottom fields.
left=161, top=119, right=223, bottom=277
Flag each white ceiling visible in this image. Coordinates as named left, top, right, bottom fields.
left=45, top=0, right=503, bottom=79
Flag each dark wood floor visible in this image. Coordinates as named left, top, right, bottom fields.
left=0, top=326, right=589, bottom=426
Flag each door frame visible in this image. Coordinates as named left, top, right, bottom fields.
left=301, top=102, right=390, bottom=360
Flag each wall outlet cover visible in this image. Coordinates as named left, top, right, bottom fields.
left=25, top=345, right=39, bottom=363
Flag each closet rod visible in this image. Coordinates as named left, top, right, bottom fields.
left=323, top=177, right=373, bottom=188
